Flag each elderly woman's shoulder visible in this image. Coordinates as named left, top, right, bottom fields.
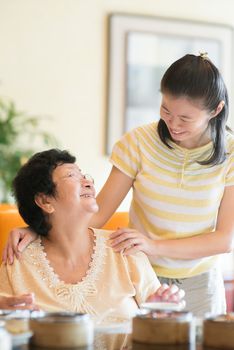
left=88, top=228, right=110, bottom=240
left=19, top=237, right=43, bottom=261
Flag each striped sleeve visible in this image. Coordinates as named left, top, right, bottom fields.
left=110, top=129, right=141, bottom=179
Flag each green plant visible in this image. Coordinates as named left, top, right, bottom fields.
left=0, top=97, right=57, bottom=203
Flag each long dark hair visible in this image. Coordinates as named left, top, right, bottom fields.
left=158, top=54, right=230, bottom=166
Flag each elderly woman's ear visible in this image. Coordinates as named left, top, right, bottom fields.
left=34, top=193, right=55, bottom=214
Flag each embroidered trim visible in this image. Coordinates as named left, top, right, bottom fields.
left=26, top=230, right=107, bottom=314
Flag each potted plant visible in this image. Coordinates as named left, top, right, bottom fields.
left=0, top=97, right=57, bottom=203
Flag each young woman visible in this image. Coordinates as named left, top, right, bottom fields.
left=3, top=54, right=234, bottom=316
left=0, top=149, right=183, bottom=318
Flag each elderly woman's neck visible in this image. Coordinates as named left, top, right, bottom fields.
left=40, top=226, right=95, bottom=284
left=42, top=221, right=94, bottom=260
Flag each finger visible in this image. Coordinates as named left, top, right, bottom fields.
left=122, top=244, right=141, bottom=255
left=12, top=230, right=25, bottom=253
left=160, top=285, right=185, bottom=303
left=18, top=235, right=33, bottom=253
left=24, top=292, right=35, bottom=304
left=156, top=283, right=170, bottom=297
left=7, top=245, right=14, bottom=265
left=19, top=294, right=35, bottom=305
left=11, top=304, right=38, bottom=311
left=12, top=243, right=21, bottom=260
left=160, top=284, right=180, bottom=301
left=178, top=288, right=185, bottom=300
left=109, top=228, right=136, bottom=239
left=179, top=300, right=186, bottom=309
left=164, top=283, right=179, bottom=295
left=7, top=295, right=32, bottom=306
left=149, top=283, right=170, bottom=302
left=112, top=238, right=140, bottom=252
left=109, top=232, right=138, bottom=248
left=168, top=292, right=182, bottom=303
left=2, top=244, right=8, bottom=264
left=108, top=228, right=123, bottom=239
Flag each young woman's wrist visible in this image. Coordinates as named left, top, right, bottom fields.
left=151, top=239, right=166, bottom=257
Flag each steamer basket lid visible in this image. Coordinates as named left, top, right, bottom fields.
left=30, top=311, right=90, bottom=323
left=136, top=309, right=192, bottom=321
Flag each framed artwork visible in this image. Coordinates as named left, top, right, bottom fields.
left=106, top=14, right=233, bottom=154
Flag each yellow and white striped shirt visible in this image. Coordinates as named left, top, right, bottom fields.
left=110, top=122, right=234, bottom=278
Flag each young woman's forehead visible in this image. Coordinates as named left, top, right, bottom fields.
left=162, top=94, right=204, bottom=110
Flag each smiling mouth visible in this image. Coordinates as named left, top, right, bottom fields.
left=80, top=194, right=95, bottom=198
left=170, top=130, right=185, bottom=135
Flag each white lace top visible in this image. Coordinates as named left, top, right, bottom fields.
left=0, top=229, right=160, bottom=319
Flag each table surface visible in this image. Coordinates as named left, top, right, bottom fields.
left=13, top=333, right=207, bottom=350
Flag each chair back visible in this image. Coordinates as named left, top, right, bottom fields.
left=102, top=212, right=129, bottom=230
left=0, top=206, right=26, bottom=259
left=0, top=209, right=129, bottom=259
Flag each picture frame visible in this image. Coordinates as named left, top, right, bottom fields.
left=106, top=14, right=233, bottom=154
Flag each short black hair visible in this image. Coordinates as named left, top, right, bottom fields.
left=13, top=149, right=76, bottom=236
left=158, top=54, right=230, bottom=166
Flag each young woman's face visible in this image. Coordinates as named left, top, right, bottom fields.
left=160, top=94, right=214, bottom=149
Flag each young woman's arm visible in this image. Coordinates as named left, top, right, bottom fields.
left=90, top=166, right=133, bottom=228
left=109, top=185, right=234, bottom=259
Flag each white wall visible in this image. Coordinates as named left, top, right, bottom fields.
left=0, top=0, right=234, bottom=210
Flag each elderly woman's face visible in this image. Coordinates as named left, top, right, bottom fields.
left=51, top=163, right=98, bottom=214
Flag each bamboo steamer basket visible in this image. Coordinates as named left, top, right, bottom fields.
left=30, top=312, right=94, bottom=348
left=132, top=309, right=195, bottom=345
left=203, top=313, right=234, bottom=349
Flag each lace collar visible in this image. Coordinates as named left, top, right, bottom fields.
left=26, top=229, right=107, bottom=314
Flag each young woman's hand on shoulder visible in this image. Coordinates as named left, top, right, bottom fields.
left=2, top=227, right=37, bottom=264
left=108, top=228, right=158, bottom=256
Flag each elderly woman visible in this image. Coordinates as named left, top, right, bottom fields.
left=0, top=149, right=183, bottom=318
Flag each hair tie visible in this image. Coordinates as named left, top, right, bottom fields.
left=199, top=51, right=209, bottom=60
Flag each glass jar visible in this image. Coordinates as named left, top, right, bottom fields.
left=0, top=321, right=12, bottom=350
left=3, top=310, right=30, bottom=335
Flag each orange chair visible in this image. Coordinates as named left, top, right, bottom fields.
left=102, top=212, right=129, bottom=231
left=0, top=210, right=128, bottom=259
left=0, top=206, right=26, bottom=259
